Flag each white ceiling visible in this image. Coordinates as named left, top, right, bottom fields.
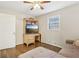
left=0, top=1, right=78, bottom=17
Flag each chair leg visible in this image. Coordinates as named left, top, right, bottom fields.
left=34, top=42, right=36, bottom=47
left=27, top=44, right=28, bottom=47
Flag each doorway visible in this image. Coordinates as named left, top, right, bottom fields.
left=0, top=13, right=16, bottom=50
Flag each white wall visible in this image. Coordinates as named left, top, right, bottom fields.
left=36, top=4, right=79, bottom=48
left=0, top=8, right=32, bottom=45
left=60, top=4, right=79, bottom=48
left=16, top=16, right=24, bottom=45
left=36, top=13, right=62, bottom=48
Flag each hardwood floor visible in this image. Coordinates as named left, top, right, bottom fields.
left=0, top=42, right=61, bottom=58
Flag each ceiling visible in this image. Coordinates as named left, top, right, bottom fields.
left=0, top=1, right=78, bottom=17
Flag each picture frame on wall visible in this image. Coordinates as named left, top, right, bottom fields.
left=48, top=16, right=60, bottom=31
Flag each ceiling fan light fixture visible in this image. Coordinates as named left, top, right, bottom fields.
left=24, top=1, right=51, bottom=10
left=34, top=4, right=40, bottom=8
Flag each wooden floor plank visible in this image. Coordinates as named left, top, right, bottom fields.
left=0, top=42, right=61, bottom=58
left=0, top=51, right=1, bottom=57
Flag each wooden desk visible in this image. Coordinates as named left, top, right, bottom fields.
left=24, top=33, right=41, bottom=47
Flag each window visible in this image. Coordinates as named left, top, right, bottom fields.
left=48, top=16, right=60, bottom=30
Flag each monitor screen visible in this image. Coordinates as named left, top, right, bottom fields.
left=26, top=24, right=38, bottom=29
left=26, top=24, right=39, bottom=33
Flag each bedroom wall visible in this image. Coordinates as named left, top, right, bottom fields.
left=36, top=3, right=79, bottom=48
left=0, top=8, right=32, bottom=45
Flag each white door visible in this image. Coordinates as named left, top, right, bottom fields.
left=0, top=13, right=16, bottom=50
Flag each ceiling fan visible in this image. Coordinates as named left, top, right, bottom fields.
left=24, top=1, right=51, bottom=10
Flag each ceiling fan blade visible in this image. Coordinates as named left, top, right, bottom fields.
left=24, top=1, right=33, bottom=4
left=30, top=7, right=34, bottom=10
left=40, top=1, right=51, bottom=4
left=40, top=6, right=44, bottom=10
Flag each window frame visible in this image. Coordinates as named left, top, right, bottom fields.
left=48, top=15, right=60, bottom=31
